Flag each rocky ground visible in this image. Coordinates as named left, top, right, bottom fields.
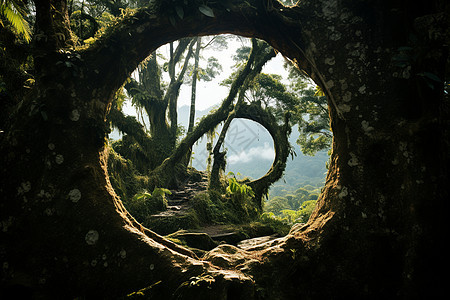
left=151, top=172, right=209, bottom=218
left=148, top=171, right=279, bottom=253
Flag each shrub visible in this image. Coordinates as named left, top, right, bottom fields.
left=124, top=188, right=171, bottom=221
left=191, top=192, right=216, bottom=224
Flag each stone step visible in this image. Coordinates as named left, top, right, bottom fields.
left=167, top=199, right=187, bottom=206
left=237, top=235, right=279, bottom=250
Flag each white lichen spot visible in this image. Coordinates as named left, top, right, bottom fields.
left=361, top=212, right=367, bottom=219
left=48, top=143, right=55, bottom=150
left=326, top=80, right=334, bottom=88
left=70, top=109, right=80, bottom=121
left=44, top=208, right=54, bottom=216
left=1, top=217, right=14, bottom=232
left=17, top=182, right=31, bottom=195
left=361, top=120, right=374, bottom=133
left=338, top=103, right=351, bottom=113
left=85, top=230, right=99, bottom=245
left=346, top=58, right=353, bottom=67
left=103, top=262, right=108, bottom=267
left=342, top=91, right=352, bottom=102
left=55, top=154, right=64, bottom=164
left=22, top=181, right=31, bottom=193
left=340, top=11, right=351, bottom=21
left=322, top=0, right=338, bottom=18
left=102, top=254, right=107, bottom=260
left=399, top=141, right=407, bottom=151
left=149, top=264, right=155, bottom=270
left=68, top=189, right=81, bottom=203
left=402, top=66, right=411, bottom=79
left=136, top=25, right=146, bottom=33
left=348, top=153, right=359, bottom=167
left=119, top=249, right=127, bottom=259
left=338, top=186, right=348, bottom=198
left=91, top=259, right=97, bottom=267
left=330, top=31, right=342, bottom=41
left=37, top=190, right=45, bottom=198
left=325, top=56, right=335, bottom=65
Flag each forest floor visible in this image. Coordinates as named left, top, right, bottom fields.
left=149, top=171, right=279, bottom=250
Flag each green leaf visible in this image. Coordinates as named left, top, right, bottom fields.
left=175, top=6, right=184, bottom=19
left=199, top=5, right=214, bottom=17
left=41, top=111, right=48, bottom=121
left=168, top=15, right=176, bottom=27
left=0, top=2, right=31, bottom=42
left=420, top=72, right=442, bottom=83
left=133, top=192, right=151, bottom=201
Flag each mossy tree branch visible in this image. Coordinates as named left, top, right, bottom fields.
left=80, top=0, right=301, bottom=107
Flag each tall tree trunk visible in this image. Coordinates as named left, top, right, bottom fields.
left=188, top=37, right=201, bottom=133
left=183, top=37, right=202, bottom=168
left=167, top=39, right=196, bottom=140
left=1, top=0, right=448, bottom=298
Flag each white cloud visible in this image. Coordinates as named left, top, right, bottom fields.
left=228, top=143, right=275, bottom=164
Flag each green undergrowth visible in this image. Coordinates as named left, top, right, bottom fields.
left=125, top=188, right=171, bottom=220
left=138, top=187, right=263, bottom=236
left=107, top=145, right=148, bottom=200
left=108, top=147, right=301, bottom=242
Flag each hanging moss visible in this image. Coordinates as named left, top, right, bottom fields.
left=107, top=145, right=149, bottom=200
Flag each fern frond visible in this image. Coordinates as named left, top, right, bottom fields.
left=0, top=0, right=31, bottom=42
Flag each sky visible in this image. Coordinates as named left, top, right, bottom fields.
left=175, top=40, right=288, bottom=110
left=227, top=142, right=275, bottom=164
left=121, top=35, right=289, bottom=113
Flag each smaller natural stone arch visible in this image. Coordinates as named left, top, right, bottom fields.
left=207, top=102, right=292, bottom=208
